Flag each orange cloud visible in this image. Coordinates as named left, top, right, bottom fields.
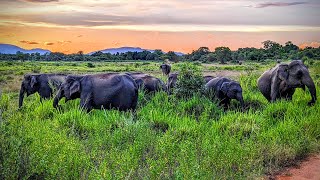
left=22, top=0, right=58, bottom=2
left=44, top=42, right=54, bottom=45
left=20, top=40, right=39, bottom=44
left=299, top=42, right=320, bottom=49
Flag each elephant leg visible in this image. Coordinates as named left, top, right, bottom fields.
left=285, top=88, right=295, bottom=101
left=219, top=98, right=230, bottom=110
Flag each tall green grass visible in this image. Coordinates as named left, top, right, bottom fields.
left=0, top=61, right=319, bottom=179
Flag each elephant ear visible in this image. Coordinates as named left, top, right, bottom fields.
left=30, top=76, right=38, bottom=88
left=69, top=80, right=80, bottom=97
left=277, top=65, right=289, bottom=81
left=220, top=82, right=229, bottom=95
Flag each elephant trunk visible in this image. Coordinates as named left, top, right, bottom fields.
left=303, top=75, right=317, bottom=105
left=19, top=85, right=25, bottom=108
left=53, top=88, right=64, bottom=108
left=236, top=93, right=245, bottom=110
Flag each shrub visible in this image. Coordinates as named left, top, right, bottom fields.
left=174, top=63, right=205, bottom=99
left=87, top=62, right=95, bottom=68
left=32, top=66, right=41, bottom=73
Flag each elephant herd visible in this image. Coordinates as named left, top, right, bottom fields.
left=19, top=60, right=317, bottom=113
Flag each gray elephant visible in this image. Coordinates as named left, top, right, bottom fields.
left=205, top=77, right=244, bottom=110
left=127, top=72, right=166, bottom=93
left=167, top=72, right=179, bottom=94
left=204, top=76, right=215, bottom=83
left=160, top=64, right=171, bottom=76
left=258, top=60, right=316, bottom=105
left=19, top=73, right=66, bottom=108
left=53, top=73, right=138, bottom=112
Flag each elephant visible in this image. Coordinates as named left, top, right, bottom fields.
left=19, top=73, right=67, bottom=108
left=167, top=72, right=179, bottom=94
left=127, top=72, right=166, bottom=93
left=53, top=73, right=138, bottom=112
left=258, top=60, right=316, bottom=105
left=204, top=76, right=215, bottom=83
left=205, top=77, right=244, bottom=110
left=160, top=64, right=171, bottom=76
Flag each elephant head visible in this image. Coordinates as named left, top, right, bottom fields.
left=160, top=64, right=171, bottom=76
left=167, top=73, right=178, bottom=94
left=220, top=81, right=244, bottom=108
left=286, top=60, right=317, bottom=105
left=19, top=74, right=40, bottom=108
left=53, top=76, right=82, bottom=108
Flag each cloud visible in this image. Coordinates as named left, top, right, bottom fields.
left=20, top=40, right=39, bottom=44
left=1, top=0, right=319, bottom=31
left=57, top=40, right=71, bottom=46
left=57, top=40, right=71, bottom=43
left=299, top=42, right=320, bottom=49
left=255, top=2, right=308, bottom=8
left=22, top=0, right=58, bottom=2
left=44, top=42, right=54, bottom=45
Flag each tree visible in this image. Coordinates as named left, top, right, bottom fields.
left=91, top=51, right=103, bottom=57
left=207, top=53, right=217, bottom=62
left=167, top=51, right=179, bottom=62
left=16, top=51, right=25, bottom=62
left=215, top=47, right=231, bottom=64
left=284, top=41, right=299, bottom=53
left=189, top=47, right=210, bottom=61
left=146, top=53, right=156, bottom=60
left=262, top=40, right=283, bottom=59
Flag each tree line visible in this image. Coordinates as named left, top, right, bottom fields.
left=0, top=40, right=319, bottom=63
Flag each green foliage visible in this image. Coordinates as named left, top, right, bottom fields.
left=174, top=63, right=205, bottom=99
left=215, top=46, right=232, bottom=64
left=31, top=65, right=41, bottom=73
left=87, top=62, right=95, bottom=68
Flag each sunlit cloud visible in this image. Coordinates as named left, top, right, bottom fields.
left=299, top=41, right=320, bottom=49
left=22, top=0, right=59, bottom=2
left=20, top=40, right=39, bottom=44
left=255, top=2, right=308, bottom=8
left=0, top=0, right=319, bottom=53
left=44, top=42, right=54, bottom=45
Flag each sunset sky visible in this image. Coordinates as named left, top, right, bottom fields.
left=0, top=0, right=319, bottom=54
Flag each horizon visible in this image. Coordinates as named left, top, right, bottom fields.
left=0, top=0, right=319, bottom=54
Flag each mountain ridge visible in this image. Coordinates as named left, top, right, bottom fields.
left=0, top=43, right=185, bottom=56
left=0, top=44, right=50, bottom=55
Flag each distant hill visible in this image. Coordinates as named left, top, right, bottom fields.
left=0, top=44, right=51, bottom=55
left=0, top=44, right=185, bottom=56
left=89, top=47, right=185, bottom=56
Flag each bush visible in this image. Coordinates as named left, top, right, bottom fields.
left=174, top=63, right=205, bottom=99
left=32, top=66, right=41, bottom=73
left=87, top=62, right=95, bottom=68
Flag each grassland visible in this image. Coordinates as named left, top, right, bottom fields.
left=0, top=60, right=319, bottom=179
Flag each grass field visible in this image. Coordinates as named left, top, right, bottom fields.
left=0, top=60, right=319, bottom=179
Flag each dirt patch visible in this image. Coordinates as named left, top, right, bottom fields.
left=203, top=70, right=245, bottom=79
left=272, top=154, right=320, bottom=180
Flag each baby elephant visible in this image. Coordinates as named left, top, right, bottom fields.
left=205, top=77, right=244, bottom=110
left=19, top=73, right=66, bottom=108
left=127, top=72, right=166, bottom=93
left=53, top=73, right=138, bottom=112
